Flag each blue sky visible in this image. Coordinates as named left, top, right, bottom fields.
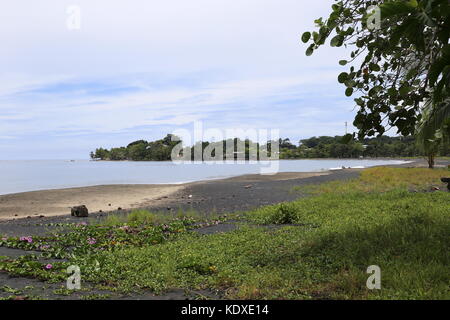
left=0, top=0, right=357, bottom=159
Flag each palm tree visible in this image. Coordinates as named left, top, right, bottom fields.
left=415, top=98, right=450, bottom=168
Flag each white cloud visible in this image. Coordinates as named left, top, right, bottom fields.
left=0, top=0, right=359, bottom=159
left=0, top=0, right=346, bottom=76
left=0, top=71, right=345, bottom=136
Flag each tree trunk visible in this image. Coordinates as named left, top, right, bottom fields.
left=427, top=154, right=435, bottom=169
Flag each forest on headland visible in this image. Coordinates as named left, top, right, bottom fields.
left=91, top=134, right=450, bottom=161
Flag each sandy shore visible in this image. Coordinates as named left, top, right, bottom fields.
left=0, top=184, right=183, bottom=221
left=0, top=172, right=330, bottom=221
left=0, top=158, right=447, bottom=300
left=0, top=158, right=447, bottom=222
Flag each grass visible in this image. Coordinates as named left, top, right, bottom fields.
left=80, top=189, right=448, bottom=299
left=0, top=167, right=449, bottom=299
left=293, top=166, right=448, bottom=195
left=97, top=208, right=207, bottom=227
left=100, top=210, right=160, bottom=226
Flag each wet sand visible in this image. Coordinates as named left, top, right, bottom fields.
left=0, top=172, right=328, bottom=221
left=0, top=170, right=360, bottom=238
left=0, top=184, right=182, bottom=221
left=0, top=158, right=447, bottom=228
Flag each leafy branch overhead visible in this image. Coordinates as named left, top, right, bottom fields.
left=302, top=0, right=450, bottom=139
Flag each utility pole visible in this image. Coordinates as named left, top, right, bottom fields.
left=345, top=121, right=348, bottom=135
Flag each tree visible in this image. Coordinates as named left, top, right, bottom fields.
left=302, top=0, right=450, bottom=138
left=127, top=140, right=148, bottom=148
left=90, top=133, right=449, bottom=161
left=279, top=138, right=296, bottom=149
left=162, top=134, right=181, bottom=147
left=93, top=148, right=110, bottom=160
left=127, top=142, right=147, bottom=161
left=109, top=147, right=128, bottom=160
left=415, top=98, right=449, bottom=167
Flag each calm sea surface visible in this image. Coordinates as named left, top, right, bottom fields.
left=0, top=159, right=409, bottom=195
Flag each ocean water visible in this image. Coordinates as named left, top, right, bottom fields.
left=0, top=159, right=409, bottom=195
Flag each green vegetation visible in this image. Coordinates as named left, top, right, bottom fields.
left=282, top=135, right=448, bottom=158
left=91, top=134, right=179, bottom=161
left=303, top=0, right=450, bottom=168
left=0, top=167, right=448, bottom=299
left=100, top=210, right=160, bottom=226
left=302, top=0, right=449, bottom=139
left=98, top=208, right=207, bottom=227
left=416, top=99, right=450, bottom=167
left=91, top=134, right=449, bottom=161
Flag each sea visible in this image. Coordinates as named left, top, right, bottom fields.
left=0, top=159, right=409, bottom=195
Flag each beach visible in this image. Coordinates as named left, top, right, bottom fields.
left=0, top=158, right=446, bottom=230
left=0, top=170, right=354, bottom=236
left=0, top=158, right=448, bottom=300
left=0, top=184, right=182, bottom=221
left=0, top=171, right=330, bottom=221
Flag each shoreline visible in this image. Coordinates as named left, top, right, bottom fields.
left=0, top=171, right=330, bottom=222
left=0, top=158, right=412, bottom=196
left=0, top=184, right=183, bottom=221
left=0, top=158, right=447, bottom=224
left=0, top=161, right=447, bottom=299
left=84, top=156, right=450, bottom=162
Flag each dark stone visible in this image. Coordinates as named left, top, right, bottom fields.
left=71, top=205, right=89, bottom=217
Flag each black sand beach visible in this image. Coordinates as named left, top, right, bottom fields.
left=0, top=158, right=448, bottom=300
left=0, top=158, right=447, bottom=238
left=0, top=170, right=356, bottom=237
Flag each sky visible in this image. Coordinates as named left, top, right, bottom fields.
left=0, top=0, right=358, bottom=159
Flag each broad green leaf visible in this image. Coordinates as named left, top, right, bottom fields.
left=301, top=32, right=311, bottom=43
left=330, top=35, right=343, bottom=47
left=338, top=72, right=349, bottom=83
left=429, top=44, right=450, bottom=85
left=380, top=1, right=417, bottom=19
left=387, top=88, right=397, bottom=96
left=369, top=63, right=381, bottom=72
left=399, top=86, right=412, bottom=95
left=406, top=68, right=417, bottom=80
left=313, top=31, right=320, bottom=43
